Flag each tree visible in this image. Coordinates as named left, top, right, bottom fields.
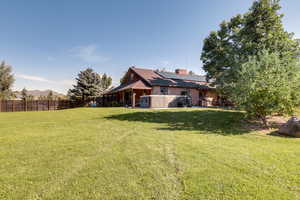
left=119, top=71, right=128, bottom=84
left=38, top=95, right=46, bottom=100
left=188, top=71, right=196, bottom=75
left=229, top=50, right=300, bottom=126
left=27, top=95, right=34, bottom=101
left=68, top=68, right=112, bottom=101
left=21, top=88, right=28, bottom=101
left=201, top=0, right=300, bottom=93
left=47, top=90, right=54, bottom=100
left=0, top=61, right=15, bottom=100
left=100, top=73, right=112, bottom=91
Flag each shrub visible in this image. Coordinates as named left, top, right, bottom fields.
left=229, top=50, right=300, bottom=126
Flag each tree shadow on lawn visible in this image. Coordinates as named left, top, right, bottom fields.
left=105, top=109, right=252, bottom=136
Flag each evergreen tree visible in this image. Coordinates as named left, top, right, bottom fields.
left=100, top=73, right=112, bottom=91
left=38, top=95, right=45, bottom=100
left=27, top=95, right=34, bottom=101
left=68, top=68, right=106, bottom=101
left=120, top=71, right=127, bottom=84
left=0, top=61, right=15, bottom=100
left=21, top=88, right=28, bottom=101
left=47, top=90, right=54, bottom=100
left=188, top=71, right=196, bottom=75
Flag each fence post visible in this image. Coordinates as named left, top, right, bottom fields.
left=12, top=100, right=15, bottom=112
left=25, top=100, right=27, bottom=112
left=0, top=100, right=1, bottom=112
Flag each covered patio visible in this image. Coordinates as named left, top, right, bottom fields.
left=101, top=80, right=152, bottom=107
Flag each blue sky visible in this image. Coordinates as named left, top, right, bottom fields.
left=1, top=0, right=300, bottom=94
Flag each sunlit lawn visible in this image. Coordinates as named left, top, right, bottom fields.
left=1, top=107, right=300, bottom=199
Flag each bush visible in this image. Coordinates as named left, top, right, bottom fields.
left=228, top=50, right=300, bottom=126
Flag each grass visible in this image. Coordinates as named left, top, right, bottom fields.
left=1, top=107, right=300, bottom=200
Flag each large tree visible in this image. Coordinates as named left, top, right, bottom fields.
left=21, top=88, right=28, bottom=101
left=47, top=90, right=54, bottom=100
left=0, top=61, right=15, bottom=100
left=100, top=73, right=112, bottom=91
left=201, top=0, right=300, bottom=93
left=68, top=68, right=112, bottom=101
left=229, top=50, right=300, bottom=126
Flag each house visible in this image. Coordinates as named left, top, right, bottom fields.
left=101, top=67, right=220, bottom=107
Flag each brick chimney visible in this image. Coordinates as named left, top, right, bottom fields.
left=175, top=69, right=188, bottom=75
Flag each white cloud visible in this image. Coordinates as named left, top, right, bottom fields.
left=16, top=74, right=74, bottom=86
left=61, top=80, right=75, bottom=86
left=70, top=44, right=109, bottom=63
left=16, top=74, right=54, bottom=83
left=14, top=73, right=74, bottom=94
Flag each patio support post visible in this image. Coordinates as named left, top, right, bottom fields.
left=122, top=91, right=125, bottom=106
left=132, top=89, right=136, bottom=108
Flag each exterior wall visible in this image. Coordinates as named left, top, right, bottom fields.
left=140, top=95, right=190, bottom=108
left=152, top=86, right=161, bottom=95
left=190, top=89, right=199, bottom=106
left=151, top=86, right=200, bottom=106
left=121, top=70, right=142, bottom=85
left=134, top=89, right=151, bottom=106
left=128, top=71, right=140, bottom=83
left=150, top=95, right=179, bottom=108
left=167, top=88, right=199, bottom=106
left=168, top=87, right=184, bottom=95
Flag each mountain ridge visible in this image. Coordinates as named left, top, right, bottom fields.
left=14, top=89, right=66, bottom=98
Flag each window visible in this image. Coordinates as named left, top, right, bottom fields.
left=129, top=73, right=134, bottom=81
left=160, top=87, right=168, bottom=95
left=181, top=91, right=188, bottom=96
left=199, top=91, right=206, bottom=99
left=181, top=89, right=190, bottom=96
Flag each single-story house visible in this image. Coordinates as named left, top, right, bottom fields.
left=101, top=67, right=221, bottom=107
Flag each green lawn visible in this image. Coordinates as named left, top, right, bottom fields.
left=1, top=108, right=300, bottom=200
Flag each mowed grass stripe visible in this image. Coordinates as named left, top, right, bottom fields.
left=1, top=108, right=300, bottom=199
left=1, top=108, right=184, bottom=199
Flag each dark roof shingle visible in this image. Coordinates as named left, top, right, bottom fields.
left=105, top=67, right=214, bottom=94
left=131, top=67, right=212, bottom=89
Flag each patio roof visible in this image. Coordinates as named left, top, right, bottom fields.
left=105, top=80, right=151, bottom=94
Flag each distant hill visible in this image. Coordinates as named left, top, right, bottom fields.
left=14, top=90, right=66, bottom=100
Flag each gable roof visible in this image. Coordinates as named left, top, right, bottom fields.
left=105, top=67, right=213, bottom=95
left=131, top=67, right=212, bottom=89
left=130, top=67, right=163, bottom=85
left=104, top=80, right=151, bottom=94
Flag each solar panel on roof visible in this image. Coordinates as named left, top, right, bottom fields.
left=156, top=71, right=206, bottom=82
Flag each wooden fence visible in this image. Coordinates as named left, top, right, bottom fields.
left=0, top=100, right=77, bottom=112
